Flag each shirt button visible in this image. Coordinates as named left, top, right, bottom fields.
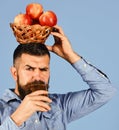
left=84, top=63, right=87, bottom=68
left=99, top=72, right=105, bottom=77
left=35, top=119, right=39, bottom=124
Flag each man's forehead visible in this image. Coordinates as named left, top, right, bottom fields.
left=21, top=54, right=50, bottom=66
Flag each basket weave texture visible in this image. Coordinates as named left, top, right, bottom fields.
left=10, top=23, right=52, bottom=44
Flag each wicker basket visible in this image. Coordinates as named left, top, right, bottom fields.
left=10, top=23, right=53, bottom=44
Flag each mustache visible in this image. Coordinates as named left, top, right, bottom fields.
left=23, top=80, right=49, bottom=93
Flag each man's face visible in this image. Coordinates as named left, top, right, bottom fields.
left=11, top=53, right=50, bottom=99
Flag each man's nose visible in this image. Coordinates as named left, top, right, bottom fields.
left=33, top=69, right=44, bottom=81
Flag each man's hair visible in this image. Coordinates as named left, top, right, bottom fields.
left=13, top=43, right=50, bottom=64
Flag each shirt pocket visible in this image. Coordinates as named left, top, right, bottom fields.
left=43, top=108, right=66, bottom=130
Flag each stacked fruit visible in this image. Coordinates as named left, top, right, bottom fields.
left=10, top=3, right=58, bottom=44
left=14, top=3, right=57, bottom=27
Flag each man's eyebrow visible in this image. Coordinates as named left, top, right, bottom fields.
left=25, top=64, right=49, bottom=69
left=25, top=64, right=35, bottom=68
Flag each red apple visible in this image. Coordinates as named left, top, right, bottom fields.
left=39, top=11, right=57, bottom=27
left=14, top=13, right=33, bottom=25
left=26, top=3, right=43, bottom=20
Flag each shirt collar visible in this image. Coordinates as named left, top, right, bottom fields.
left=2, top=89, right=21, bottom=102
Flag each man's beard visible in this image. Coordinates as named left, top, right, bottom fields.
left=17, top=78, right=49, bottom=100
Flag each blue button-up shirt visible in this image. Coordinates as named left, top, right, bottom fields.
left=0, top=58, right=116, bottom=130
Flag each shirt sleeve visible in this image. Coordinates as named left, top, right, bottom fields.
left=0, top=116, right=25, bottom=130
left=72, top=57, right=116, bottom=95
left=62, top=58, right=116, bottom=123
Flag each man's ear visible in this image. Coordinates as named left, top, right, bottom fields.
left=10, top=66, right=17, bottom=81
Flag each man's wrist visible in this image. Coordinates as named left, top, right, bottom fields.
left=11, top=113, right=23, bottom=127
left=67, top=52, right=81, bottom=64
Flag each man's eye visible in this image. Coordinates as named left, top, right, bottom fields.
left=40, top=68, right=48, bottom=71
left=26, top=67, right=34, bottom=71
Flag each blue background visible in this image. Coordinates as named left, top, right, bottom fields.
left=0, top=0, right=118, bottom=130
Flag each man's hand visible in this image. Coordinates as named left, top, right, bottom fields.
left=46, top=25, right=81, bottom=64
left=11, top=90, right=52, bottom=126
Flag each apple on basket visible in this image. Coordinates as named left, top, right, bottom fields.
left=39, top=11, right=57, bottom=27
left=26, top=3, right=43, bottom=20
left=14, top=13, right=33, bottom=25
